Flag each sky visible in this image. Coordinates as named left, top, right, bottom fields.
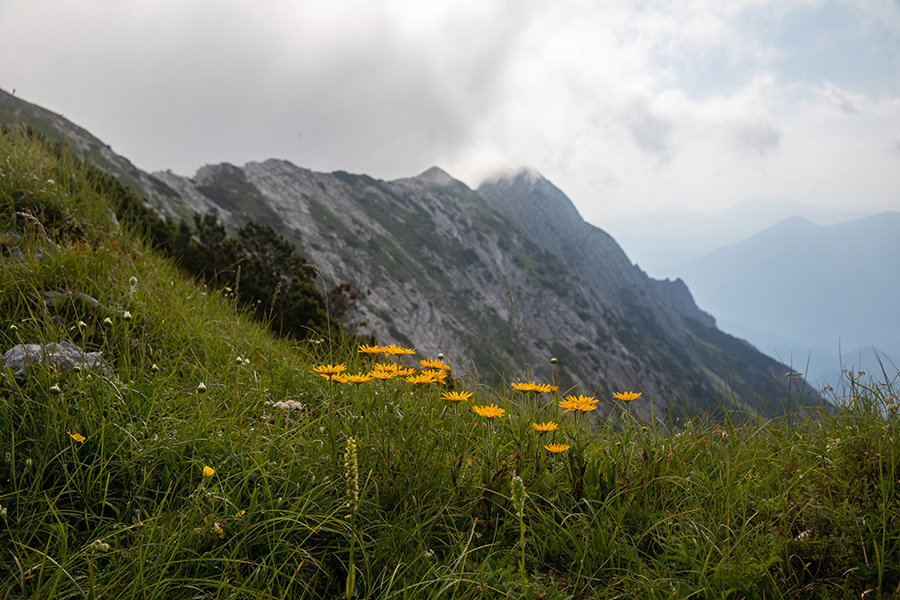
left=1, top=0, right=899, bottom=224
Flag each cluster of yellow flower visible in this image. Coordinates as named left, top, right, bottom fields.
left=510, top=381, right=559, bottom=394
left=313, top=360, right=451, bottom=385
left=370, top=362, right=417, bottom=380
left=311, top=346, right=643, bottom=456
left=357, top=343, right=417, bottom=356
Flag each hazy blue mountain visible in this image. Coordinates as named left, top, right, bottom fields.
left=605, top=198, right=867, bottom=277
left=675, top=213, right=900, bottom=386
left=0, top=86, right=824, bottom=419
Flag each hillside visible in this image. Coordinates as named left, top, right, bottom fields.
left=2, top=99, right=898, bottom=599
left=675, top=213, right=900, bottom=385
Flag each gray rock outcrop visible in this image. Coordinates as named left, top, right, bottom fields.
left=2, top=343, right=110, bottom=379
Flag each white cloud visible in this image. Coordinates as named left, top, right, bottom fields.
left=1, top=0, right=898, bottom=220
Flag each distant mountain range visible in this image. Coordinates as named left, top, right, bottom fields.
left=0, top=86, right=823, bottom=418
left=671, top=213, right=900, bottom=386
left=605, top=199, right=867, bottom=277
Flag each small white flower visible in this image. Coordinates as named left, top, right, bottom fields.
left=794, top=529, right=812, bottom=542
left=123, top=311, right=132, bottom=321
left=196, top=382, right=207, bottom=393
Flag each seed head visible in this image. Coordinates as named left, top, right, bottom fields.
left=511, top=475, right=527, bottom=518
left=344, top=436, right=359, bottom=513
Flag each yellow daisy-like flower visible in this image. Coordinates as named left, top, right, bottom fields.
left=370, top=361, right=399, bottom=372
left=357, top=344, right=383, bottom=354
left=405, top=371, right=440, bottom=385
left=441, top=390, right=473, bottom=402
left=511, top=381, right=558, bottom=393
left=203, top=465, right=215, bottom=478
left=559, top=394, right=598, bottom=413
left=471, top=404, right=506, bottom=418
left=544, top=443, right=570, bottom=453
left=381, top=344, right=416, bottom=356
left=531, top=421, right=559, bottom=432
left=532, top=383, right=559, bottom=393
left=344, top=372, right=374, bottom=384
left=313, top=364, right=347, bottom=376
left=420, top=358, right=451, bottom=370
left=69, top=432, right=86, bottom=443
left=613, top=391, right=642, bottom=403
left=396, top=366, right=417, bottom=377
left=369, top=367, right=398, bottom=380
left=421, top=368, right=448, bottom=381
left=330, top=372, right=351, bottom=384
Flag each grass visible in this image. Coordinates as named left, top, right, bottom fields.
left=2, top=125, right=900, bottom=599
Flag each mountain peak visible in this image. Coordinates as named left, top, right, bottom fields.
left=415, top=166, right=456, bottom=186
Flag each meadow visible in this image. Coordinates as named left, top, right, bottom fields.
left=1, top=125, right=899, bottom=599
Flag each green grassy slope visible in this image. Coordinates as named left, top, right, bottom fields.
left=2, top=125, right=900, bottom=599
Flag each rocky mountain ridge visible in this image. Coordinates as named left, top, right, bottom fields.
left=0, top=86, right=821, bottom=418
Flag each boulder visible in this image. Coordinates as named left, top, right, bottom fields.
left=2, top=342, right=111, bottom=379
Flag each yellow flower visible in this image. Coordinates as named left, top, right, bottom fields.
left=380, top=344, right=416, bottom=356
left=544, top=443, right=570, bottom=453
left=613, top=391, right=642, bottom=403
left=535, top=383, right=558, bottom=393
left=313, top=363, right=347, bottom=376
left=405, top=371, right=440, bottom=385
left=420, top=358, right=451, bottom=370
left=441, top=390, right=473, bottom=402
left=329, top=372, right=351, bottom=384
left=344, top=372, right=373, bottom=384
left=368, top=366, right=398, bottom=380
left=203, top=466, right=215, bottom=478
left=511, top=381, right=558, bottom=393
left=471, top=404, right=506, bottom=418
left=531, top=421, right=559, bottom=432
left=69, top=432, right=86, bottom=443
left=357, top=344, right=383, bottom=354
left=559, top=394, right=598, bottom=413
left=421, top=369, right=448, bottom=381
